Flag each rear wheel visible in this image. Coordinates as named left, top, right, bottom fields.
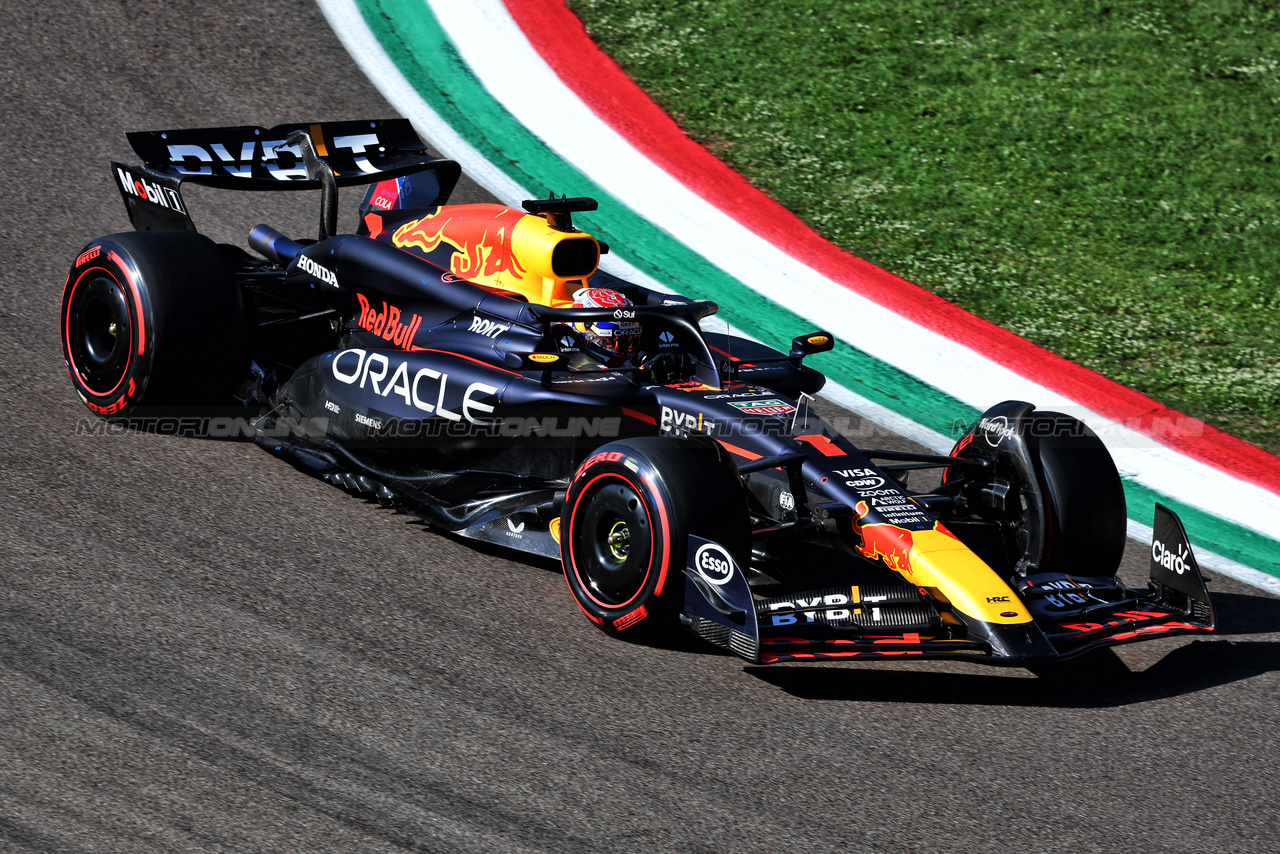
left=561, top=436, right=749, bottom=637
left=61, top=231, right=246, bottom=417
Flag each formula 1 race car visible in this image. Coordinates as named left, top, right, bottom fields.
left=61, top=119, right=1215, bottom=668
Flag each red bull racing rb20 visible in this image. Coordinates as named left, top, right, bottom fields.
left=61, top=120, right=1215, bottom=671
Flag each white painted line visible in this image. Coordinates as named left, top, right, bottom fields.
left=430, top=0, right=1280, bottom=542
left=319, top=0, right=1280, bottom=573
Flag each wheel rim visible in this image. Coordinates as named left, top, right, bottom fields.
left=69, top=276, right=132, bottom=395
left=571, top=476, right=653, bottom=608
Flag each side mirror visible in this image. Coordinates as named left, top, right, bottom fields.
left=788, top=331, right=834, bottom=366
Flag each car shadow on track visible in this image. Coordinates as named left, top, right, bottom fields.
left=745, top=638, right=1280, bottom=708
left=1207, top=591, right=1280, bottom=636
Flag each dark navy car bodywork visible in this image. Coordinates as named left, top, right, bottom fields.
left=62, top=120, right=1216, bottom=670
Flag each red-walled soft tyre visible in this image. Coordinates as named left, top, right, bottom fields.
left=561, top=436, right=750, bottom=638
left=60, top=231, right=246, bottom=417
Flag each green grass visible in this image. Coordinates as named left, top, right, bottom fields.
left=567, top=0, right=1280, bottom=454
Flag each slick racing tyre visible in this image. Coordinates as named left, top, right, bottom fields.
left=61, top=231, right=246, bottom=417
left=561, top=436, right=750, bottom=638
left=946, top=410, right=1127, bottom=578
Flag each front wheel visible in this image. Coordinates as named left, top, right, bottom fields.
left=561, top=436, right=749, bottom=638
left=945, top=408, right=1127, bottom=578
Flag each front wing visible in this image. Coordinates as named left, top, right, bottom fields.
left=682, top=505, right=1215, bottom=667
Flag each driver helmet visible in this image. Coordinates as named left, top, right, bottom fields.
left=570, top=287, right=641, bottom=364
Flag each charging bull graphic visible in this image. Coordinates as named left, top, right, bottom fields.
left=853, top=502, right=963, bottom=576
left=853, top=500, right=1026, bottom=624
left=392, top=204, right=528, bottom=287
left=856, top=516, right=920, bottom=574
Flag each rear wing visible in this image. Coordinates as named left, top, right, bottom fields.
left=112, top=119, right=461, bottom=232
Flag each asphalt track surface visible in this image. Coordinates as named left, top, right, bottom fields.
left=2, top=2, right=1279, bottom=852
